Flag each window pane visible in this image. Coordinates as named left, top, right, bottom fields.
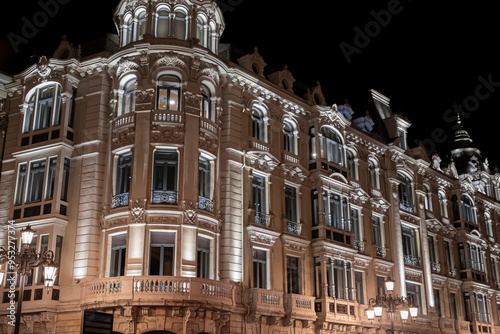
left=46, top=157, right=57, bottom=200
left=27, top=160, right=46, bottom=203
left=15, top=164, right=27, bottom=205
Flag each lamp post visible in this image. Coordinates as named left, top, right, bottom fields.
left=0, top=225, right=59, bottom=334
left=366, top=277, right=418, bottom=333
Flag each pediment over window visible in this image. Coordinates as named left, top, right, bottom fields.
left=315, top=105, right=351, bottom=130
left=305, top=81, right=326, bottom=106
left=237, top=47, right=267, bottom=78
left=373, top=258, right=394, bottom=276
left=268, top=65, right=296, bottom=93
left=246, top=152, right=280, bottom=174
left=370, top=196, right=390, bottom=214
left=282, top=234, right=310, bottom=255
left=349, top=181, right=370, bottom=205
left=247, top=225, right=281, bottom=248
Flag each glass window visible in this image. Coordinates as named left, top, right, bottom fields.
left=45, top=157, right=57, bottom=200
left=24, top=84, right=61, bottom=133
left=376, top=276, right=385, bottom=296
left=462, top=195, right=476, bottom=224
left=398, top=174, right=413, bottom=212
left=286, top=256, right=300, bottom=294
left=24, top=236, right=37, bottom=286
left=174, top=11, right=186, bottom=40
left=351, top=208, right=362, bottom=251
left=157, top=75, right=180, bottom=111
left=252, top=174, right=266, bottom=216
left=309, top=127, right=316, bottom=159
left=36, top=235, right=49, bottom=284
left=311, top=189, right=319, bottom=227
left=136, top=11, right=147, bottom=41
left=27, top=160, right=46, bottom=203
left=253, top=249, right=267, bottom=289
left=115, top=152, right=132, bottom=196
left=252, top=108, right=265, bottom=142
left=368, top=160, right=378, bottom=189
left=61, top=158, right=70, bottom=201
left=285, top=185, right=297, bottom=223
left=200, top=85, right=211, bottom=119
left=434, top=289, right=441, bottom=317
left=439, top=191, right=447, bottom=218
left=402, top=225, right=419, bottom=266
left=14, top=163, right=27, bottom=205
left=347, top=150, right=357, bottom=179
left=156, top=9, right=170, bottom=38
left=34, top=85, right=55, bottom=130
left=149, top=232, right=175, bottom=276
left=485, top=213, right=494, bottom=237
left=406, top=283, right=422, bottom=314
left=152, top=149, right=178, bottom=204
left=283, top=120, right=296, bottom=154
left=373, top=216, right=384, bottom=257
left=355, top=271, right=364, bottom=304
left=197, top=237, right=210, bottom=279
left=321, top=127, right=344, bottom=166
left=334, top=259, right=352, bottom=300
left=110, top=234, right=127, bottom=277
left=123, top=15, right=133, bottom=45
left=196, top=16, right=206, bottom=47
left=54, top=235, right=63, bottom=285
left=121, top=78, right=136, bottom=115
left=199, top=157, right=211, bottom=199
left=450, top=293, right=457, bottom=320
left=324, top=192, right=349, bottom=231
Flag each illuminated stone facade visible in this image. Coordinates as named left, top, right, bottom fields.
left=1, top=1, right=500, bottom=333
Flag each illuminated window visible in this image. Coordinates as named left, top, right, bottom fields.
left=196, top=16, right=206, bottom=47
left=321, top=127, right=344, bottom=166
left=157, top=75, right=180, bottom=111
left=485, top=213, right=494, bottom=237
left=252, top=107, right=266, bottom=142
left=283, top=120, right=296, bottom=154
left=24, top=84, right=62, bottom=133
left=149, top=232, right=175, bottom=276
left=200, top=84, right=211, bottom=119
left=373, top=216, right=385, bottom=258
left=253, top=249, right=267, bottom=289
left=123, top=15, right=133, bottom=45
left=309, top=126, right=316, bottom=159
left=438, top=191, right=447, bottom=218
left=110, top=234, right=127, bottom=277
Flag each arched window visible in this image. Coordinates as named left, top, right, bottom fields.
left=200, top=84, right=211, bottom=119
left=423, top=185, right=431, bottom=211
left=123, top=14, right=133, bottom=45
left=157, top=75, right=180, bottom=111
left=173, top=10, right=187, bottom=40
left=156, top=9, right=170, bottom=38
left=135, top=10, right=147, bottom=41
left=462, top=195, right=476, bottom=224
left=398, top=173, right=413, bottom=212
left=309, top=127, right=316, bottom=160
left=346, top=150, right=357, bottom=180
left=196, top=16, right=206, bottom=47
left=120, top=77, right=137, bottom=115
left=438, top=191, right=447, bottom=218
left=24, top=83, right=62, bottom=133
left=321, top=127, right=345, bottom=166
left=368, top=159, right=378, bottom=189
left=208, top=22, right=215, bottom=52
left=485, top=212, right=494, bottom=237
left=252, top=107, right=265, bottom=142
left=283, top=120, right=296, bottom=154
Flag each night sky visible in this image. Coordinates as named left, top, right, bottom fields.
left=1, top=0, right=499, bottom=169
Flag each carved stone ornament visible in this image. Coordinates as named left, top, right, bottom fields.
left=151, top=125, right=185, bottom=144
left=183, top=201, right=198, bottom=225
left=247, top=225, right=280, bottom=247
left=130, top=199, right=147, bottom=223
left=405, top=268, right=423, bottom=283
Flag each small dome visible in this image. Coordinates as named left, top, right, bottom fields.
left=113, top=0, right=225, bottom=53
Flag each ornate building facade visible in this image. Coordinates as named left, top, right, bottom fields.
left=1, top=0, right=500, bottom=333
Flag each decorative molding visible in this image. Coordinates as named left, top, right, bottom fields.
left=129, top=199, right=147, bottom=223
left=183, top=201, right=198, bottom=225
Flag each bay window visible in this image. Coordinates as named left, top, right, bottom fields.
left=23, top=83, right=62, bottom=133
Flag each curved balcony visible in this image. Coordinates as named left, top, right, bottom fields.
left=82, top=276, right=235, bottom=310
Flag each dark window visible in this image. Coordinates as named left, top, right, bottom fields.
left=253, top=249, right=267, bottom=289
left=152, top=149, right=178, bottom=204
left=110, top=234, right=127, bottom=277
left=149, top=232, right=175, bottom=276
left=287, top=256, right=300, bottom=294
left=197, top=237, right=210, bottom=279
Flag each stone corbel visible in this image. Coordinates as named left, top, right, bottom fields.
left=123, top=306, right=136, bottom=334
left=213, top=312, right=230, bottom=334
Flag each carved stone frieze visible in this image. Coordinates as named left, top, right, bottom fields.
left=130, top=199, right=147, bottom=223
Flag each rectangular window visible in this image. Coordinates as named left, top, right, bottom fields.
left=252, top=174, right=266, bottom=214
left=115, top=152, right=132, bottom=195
left=54, top=236, right=63, bottom=285
left=34, top=85, right=54, bottom=130
left=351, top=208, right=362, bottom=249
left=45, top=157, right=57, bottom=200
left=110, top=234, right=127, bottom=277
left=450, top=292, right=457, bottom=320
left=27, top=160, right=46, bottom=203
left=152, top=149, right=178, bottom=204
left=36, top=235, right=49, bottom=284
left=334, top=259, right=352, bottom=300
left=434, top=289, right=441, bottom=317
left=61, top=158, right=70, bottom=201
left=14, top=163, right=27, bottom=205
left=355, top=271, right=364, bottom=304
left=373, top=216, right=384, bottom=257
left=407, top=283, right=422, bottom=314
left=198, top=157, right=211, bottom=199
left=376, top=276, right=385, bottom=296
left=324, top=192, right=349, bottom=230
left=157, top=87, right=180, bottom=111
left=286, top=256, right=300, bottom=294
left=149, top=232, right=175, bottom=276
left=326, top=258, right=334, bottom=298
left=285, top=185, right=297, bottom=223
left=24, top=236, right=37, bottom=286
left=197, top=237, right=210, bottom=279
left=253, top=249, right=267, bottom=289
left=311, top=189, right=319, bottom=227
left=428, top=235, right=436, bottom=263
left=402, top=225, right=419, bottom=266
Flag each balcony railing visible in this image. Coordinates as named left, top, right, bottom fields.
left=399, top=200, right=414, bottom=212
left=353, top=239, right=364, bottom=252
left=254, top=211, right=271, bottom=227
left=287, top=220, right=302, bottom=235
left=82, top=276, right=234, bottom=308
left=376, top=246, right=386, bottom=258
left=151, top=190, right=177, bottom=205
left=448, top=265, right=457, bottom=278
left=247, top=288, right=285, bottom=317
left=284, top=294, right=317, bottom=321
left=431, top=261, right=441, bottom=273
left=112, top=193, right=129, bottom=209
left=199, top=196, right=214, bottom=213
left=404, top=254, right=421, bottom=267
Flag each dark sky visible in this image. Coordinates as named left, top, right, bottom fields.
left=1, top=0, right=499, bottom=169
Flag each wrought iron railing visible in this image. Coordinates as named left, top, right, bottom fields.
left=151, top=191, right=177, bottom=205
left=376, top=246, right=386, bottom=258
left=198, top=196, right=214, bottom=212
left=112, top=193, right=129, bottom=209
left=404, top=254, right=421, bottom=267
left=287, top=220, right=302, bottom=235
left=431, top=261, right=441, bottom=273
left=254, top=211, right=271, bottom=227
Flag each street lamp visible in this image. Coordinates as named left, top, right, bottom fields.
left=366, top=277, right=418, bottom=333
left=0, top=225, right=59, bottom=334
